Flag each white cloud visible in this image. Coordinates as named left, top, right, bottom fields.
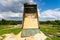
left=0, top=0, right=33, bottom=12
left=0, top=0, right=60, bottom=21
left=38, top=9, right=40, bottom=17
left=40, top=8, right=60, bottom=21
left=54, top=8, right=60, bottom=11
left=0, top=0, right=32, bottom=6
left=0, top=12, right=23, bottom=20
left=0, top=0, right=33, bottom=20
left=30, top=0, right=33, bottom=2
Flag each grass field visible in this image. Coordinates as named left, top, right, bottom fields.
left=0, top=24, right=60, bottom=40
left=0, top=25, right=14, bottom=30
left=0, top=28, right=22, bottom=36
left=40, top=24, right=60, bottom=40
left=0, top=25, right=22, bottom=36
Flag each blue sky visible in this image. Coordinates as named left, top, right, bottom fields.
left=0, top=0, right=60, bottom=21
left=34, top=0, right=60, bottom=11
left=33, top=0, right=60, bottom=21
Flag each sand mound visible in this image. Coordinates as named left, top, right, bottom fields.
left=1, top=31, right=47, bottom=40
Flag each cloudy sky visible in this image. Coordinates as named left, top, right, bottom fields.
left=0, top=0, right=60, bottom=21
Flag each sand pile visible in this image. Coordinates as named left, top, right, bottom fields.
left=25, top=32, right=47, bottom=40
left=1, top=31, right=47, bottom=40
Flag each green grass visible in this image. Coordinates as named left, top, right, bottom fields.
left=45, top=38, right=51, bottom=40
left=0, top=25, right=13, bottom=30
left=0, top=28, right=22, bottom=36
left=40, top=24, right=60, bottom=40
left=40, top=27, right=57, bottom=35
left=0, top=25, right=60, bottom=40
left=51, top=36, right=60, bottom=40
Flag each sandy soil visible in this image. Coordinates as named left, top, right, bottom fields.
left=2, top=31, right=47, bottom=40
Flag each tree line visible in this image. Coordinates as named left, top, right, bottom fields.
left=40, top=20, right=60, bottom=25
left=0, top=19, right=22, bottom=25
left=0, top=19, right=60, bottom=25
